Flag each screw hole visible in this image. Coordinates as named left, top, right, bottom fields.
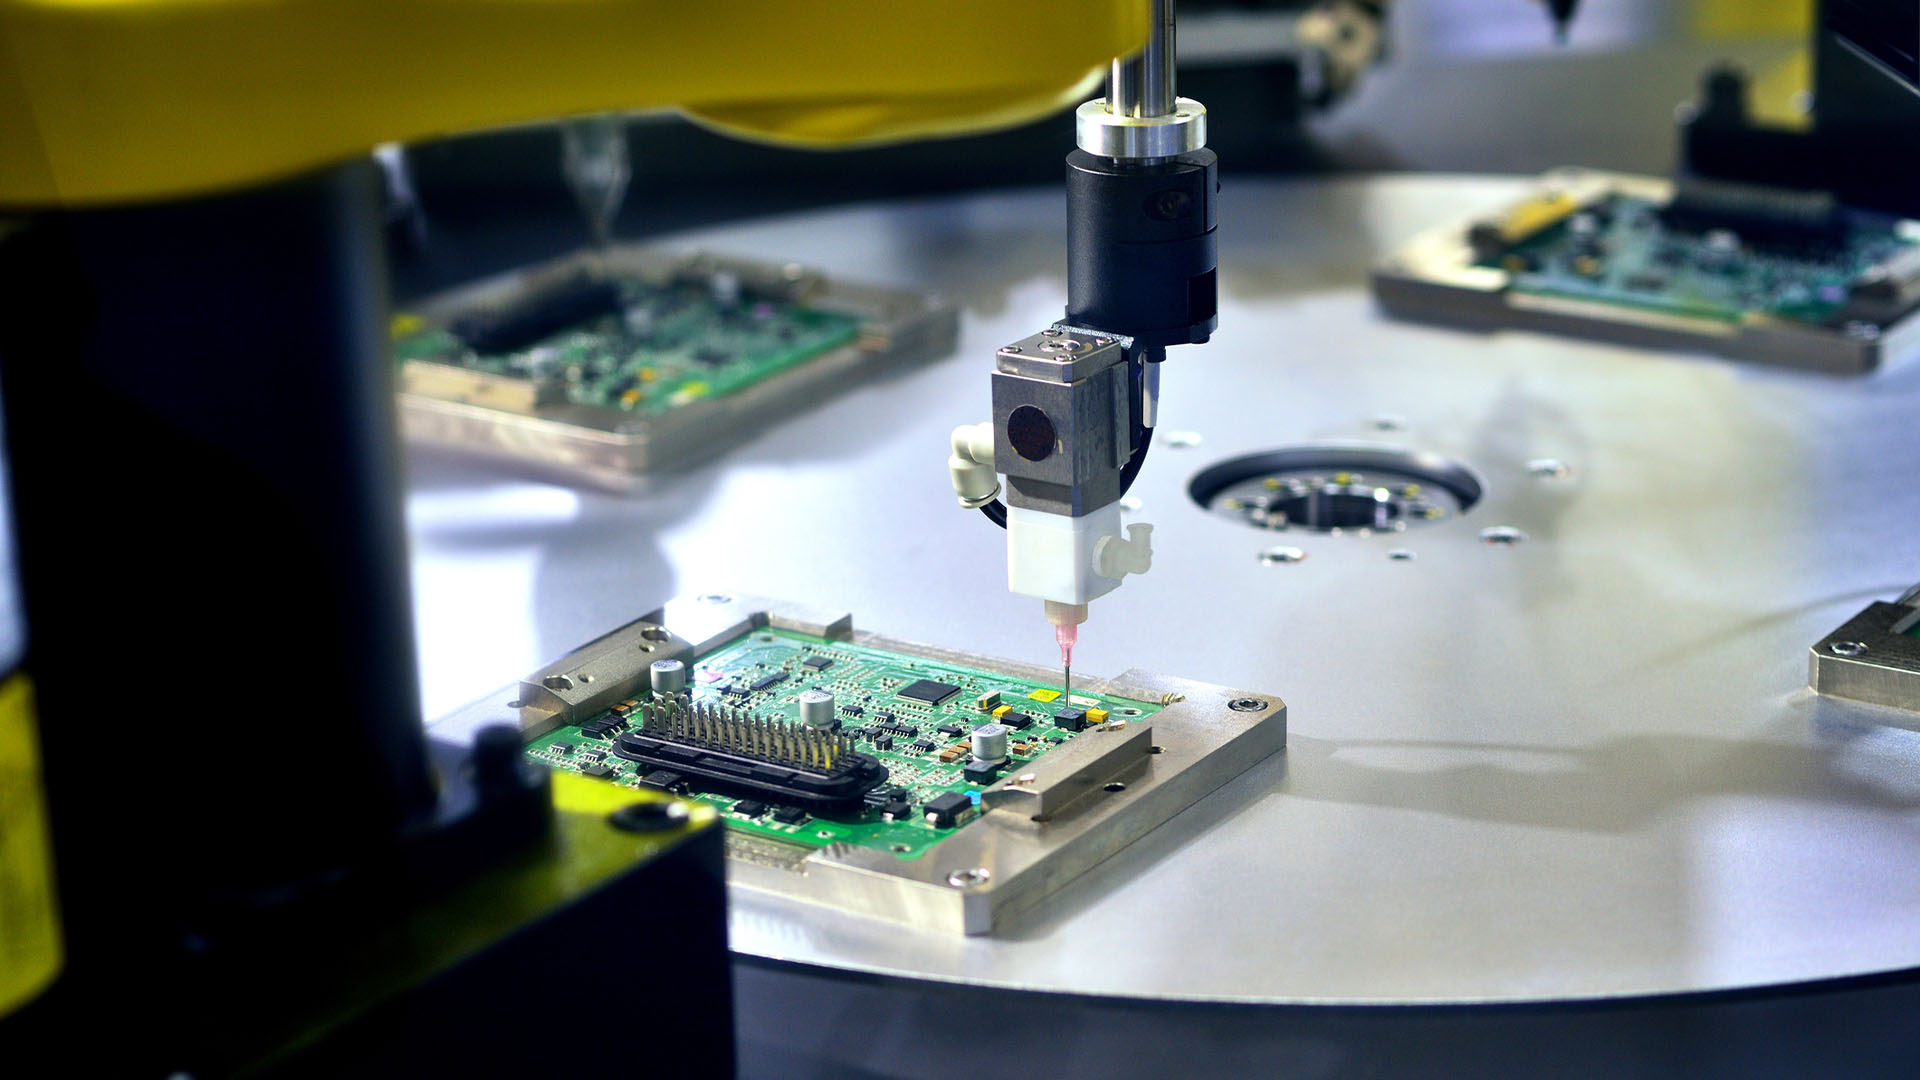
left=1831, top=640, right=1869, bottom=657
left=1148, top=745, right=1165, bottom=754
left=542, top=675, right=574, bottom=691
left=1104, top=782, right=1127, bottom=793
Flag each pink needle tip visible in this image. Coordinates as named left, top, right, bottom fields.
left=1055, top=623, right=1077, bottom=703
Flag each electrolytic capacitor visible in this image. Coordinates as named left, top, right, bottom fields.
left=650, top=658, right=687, bottom=695
left=799, top=688, right=836, bottom=728
left=970, top=722, right=1010, bottom=764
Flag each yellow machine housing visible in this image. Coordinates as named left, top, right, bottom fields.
left=0, top=0, right=1150, bottom=206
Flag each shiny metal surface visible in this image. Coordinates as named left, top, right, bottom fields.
left=1074, top=98, right=1208, bottom=159
left=1810, top=601, right=1920, bottom=711
left=1108, top=0, right=1176, bottom=120
left=408, top=175, right=1920, bottom=1005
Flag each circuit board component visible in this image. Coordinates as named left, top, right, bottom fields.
left=1373, top=168, right=1920, bottom=373
left=396, top=248, right=957, bottom=485
left=612, top=697, right=887, bottom=813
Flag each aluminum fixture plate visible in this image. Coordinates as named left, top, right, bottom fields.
left=1370, top=167, right=1920, bottom=374
left=446, top=594, right=1285, bottom=936
left=396, top=248, right=957, bottom=488
left=1810, top=601, right=1920, bottom=712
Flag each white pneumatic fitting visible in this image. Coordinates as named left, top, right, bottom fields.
left=1095, top=524, right=1154, bottom=579
left=949, top=422, right=999, bottom=508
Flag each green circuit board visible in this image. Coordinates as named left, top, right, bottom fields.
left=525, top=627, right=1163, bottom=859
left=1482, top=192, right=1919, bottom=325
left=393, top=276, right=860, bottom=416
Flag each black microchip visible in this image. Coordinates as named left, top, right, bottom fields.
left=693, top=347, right=732, bottom=366
left=638, top=769, right=683, bottom=790
left=802, top=656, right=833, bottom=670
left=897, top=679, right=961, bottom=706
left=907, top=740, right=936, bottom=754
left=881, top=799, right=915, bottom=821
left=936, top=723, right=964, bottom=737
left=771, top=806, right=808, bottom=824
left=581, top=763, right=614, bottom=778
left=750, top=672, right=788, bottom=692
left=923, top=791, right=972, bottom=828
left=733, top=799, right=767, bottom=817
left=722, top=685, right=751, bottom=697
left=1053, top=708, right=1089, bottom=732
left=550, top=743, right=573, bottom=754
left=842, top=704, right=864, bottom=716
left=999, top=713, right=1033, bottom=731
left=872, top=735, right=894, bottom=751
left=580, top=750, right=607, bottom=762
left=963, top=760, right=1001, bottom=784
left=874, top=711, right=895, bottom=723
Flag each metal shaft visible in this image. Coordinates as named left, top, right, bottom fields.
left=1109, top=0, right=1176, bottom=118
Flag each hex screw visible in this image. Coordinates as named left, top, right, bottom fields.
left=1228, top=697, right=1268, bottom=712
left=1830, top=640, right=1869, bottom=657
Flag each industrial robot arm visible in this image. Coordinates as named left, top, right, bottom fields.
left=949, top=0, right=1217, bottom=694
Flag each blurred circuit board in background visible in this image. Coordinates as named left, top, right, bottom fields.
left=1373, top=168, right=1920, bottom=373
left=395, top=249, right=956, bottom=485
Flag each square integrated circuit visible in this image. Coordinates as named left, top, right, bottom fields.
left=896, top=678, right=962, bottom=706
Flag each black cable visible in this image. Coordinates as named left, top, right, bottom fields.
left=1117, top=425, right=1153, bottom=497
left=979, top=500, right=1008, bottom=528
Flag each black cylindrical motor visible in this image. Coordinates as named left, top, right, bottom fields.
left=1064, top=147, right=1218, bottom=349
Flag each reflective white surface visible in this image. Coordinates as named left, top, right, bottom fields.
left=410, top=175, right=1920, bottom=1004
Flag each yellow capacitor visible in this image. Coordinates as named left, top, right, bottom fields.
left=1085, top=707, right=1109, bottom=724
left=1468, top=192, right=1582, bottom=252
left=991, top=704, right=1013, bottom=719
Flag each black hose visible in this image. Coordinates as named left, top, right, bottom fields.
left=979, top=500, right=1008, bottom=528
left=1117, top=425, right=1152, bottom=497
